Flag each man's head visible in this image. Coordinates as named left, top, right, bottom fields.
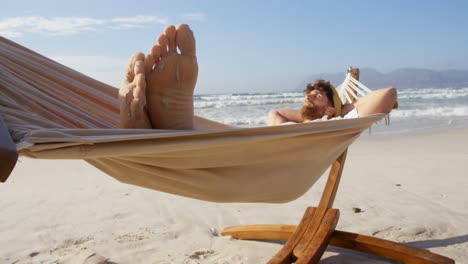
left=301, top=80, right=338, bottom=121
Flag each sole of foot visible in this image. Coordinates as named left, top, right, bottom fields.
left=144, top=24, right=198, bottom=130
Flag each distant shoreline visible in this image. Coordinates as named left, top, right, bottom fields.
left=298, top=68, right=468, bottom=91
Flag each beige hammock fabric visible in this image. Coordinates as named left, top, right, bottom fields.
left=0, top=36, right=384, bottom=203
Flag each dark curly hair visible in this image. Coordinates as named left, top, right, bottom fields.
left=304, top=80, right=335, bottom=107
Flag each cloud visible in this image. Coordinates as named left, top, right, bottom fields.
left=110, top=15, right=168, bottom=30
left=111, top=15, right=168, bottom=24
left=0, top=16, right=104, bottom=37
left=1, top=31, right=22, bottom=38
left=0, top=15, right=168, bottom=38
left=180, top=13, right=207, bottom=21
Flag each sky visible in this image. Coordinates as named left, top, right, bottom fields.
left=1, top=0, right=468, bottom=94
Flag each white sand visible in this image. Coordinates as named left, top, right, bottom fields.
left=1, top=128, right=467, bottom=263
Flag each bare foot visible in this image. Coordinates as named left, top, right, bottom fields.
left=118, top=52, right=152, bottom=129
left=144, top=24, right=198, bottom=129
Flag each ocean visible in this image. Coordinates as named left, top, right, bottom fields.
left=194, top=87, right=468, bottom=136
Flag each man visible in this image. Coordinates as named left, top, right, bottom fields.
left=119, top=24, right=397, bottom=130
left=268, top=80, right=397, bottom=126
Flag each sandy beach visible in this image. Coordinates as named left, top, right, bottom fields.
left=1, top=128, right=467, bottom=263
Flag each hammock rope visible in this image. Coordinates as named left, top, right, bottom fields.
left=335, top=70, right=391, bottom=126
left=335, top=71, right=373, bottom=103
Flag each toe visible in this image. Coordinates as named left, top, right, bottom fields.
left=150, top=44, right=162, bottom=65
left=125, top=52, right=145, bottom=82
left=144, top=54, right=155, bottom=75
left=132, top=60, right=145, bottom=99
left=175, top=24, right=196, bottom=57
left=158, top=34, right=168, bottom=56
left=134, top=60, right=144, bottom=76
left=164, top=25, right=177, bottom=53
left=150, top=44, right=162, bottom=59
left=133, top=72, right=146, bottom=102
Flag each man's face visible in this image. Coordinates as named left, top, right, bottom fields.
left=301, top=89, right=331, bottom=121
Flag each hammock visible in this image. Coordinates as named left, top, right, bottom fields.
left=0, top=36, right=383, bottom=203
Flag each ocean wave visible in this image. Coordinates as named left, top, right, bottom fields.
left=196, top=92, right=300, bottom=97
left=391, top=106, right=468, bottom=118
left=213, top=116, right=268, bottom=127
left=398, top=87, right=468, bottom=100
left=194, top=97, right=304, bottom=108
left=195, top=92, right=302, bottom=102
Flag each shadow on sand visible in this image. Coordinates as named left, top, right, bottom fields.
left=320, top=234, right=468, bottom=263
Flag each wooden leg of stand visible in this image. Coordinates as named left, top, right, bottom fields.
left=221, top=207, right=316, bottom=264
left=267, top=207, right=317, bottom=264
left=295, top=208, right=339, bottom=264
left=221, top=224, right=296, bottom=241
left=222, top=208, right=340, bottom=264
left=293, top=151, right=347, bottom=258
left=221, top=213, right=455, bottom=264
left=330, top=230, right=454, bottom=264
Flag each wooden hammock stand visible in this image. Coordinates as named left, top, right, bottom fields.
left=221, top=68, right=454, bottom=264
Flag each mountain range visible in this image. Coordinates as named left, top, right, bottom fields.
left=296, top=68, right=468, bottom=91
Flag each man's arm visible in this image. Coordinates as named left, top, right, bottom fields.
left=268, top=108, right=303, bottom=126
left=354, top=87, right=397, bottom=117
